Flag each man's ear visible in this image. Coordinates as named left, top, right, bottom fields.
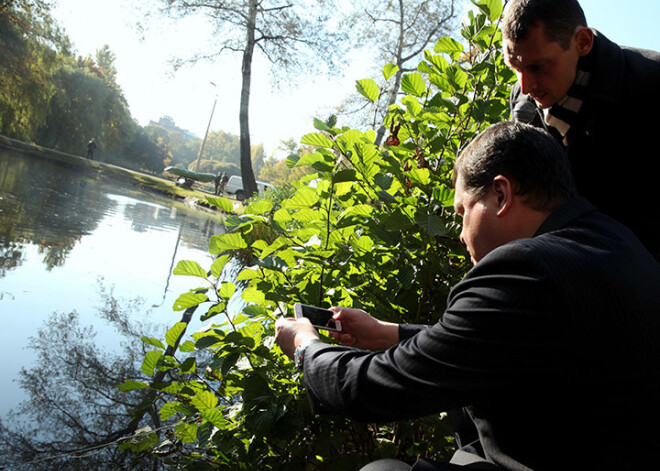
left=492, top=175, right=514, bottom=216
left=574, top=26, right=594, bottom=57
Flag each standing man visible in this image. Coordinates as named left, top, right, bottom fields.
left=86, top=138, right=97, bottom=160
left=503, top=0, right=660, bottom=260
left=275, top=122, right=660, bottom=470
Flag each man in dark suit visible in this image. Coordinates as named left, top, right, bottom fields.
left=502, top=0, right=660, bottom=260
left=275, top=121, right=660, bottom=470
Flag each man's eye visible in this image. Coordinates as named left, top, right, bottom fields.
left=529, top=63, right=546, bottom=73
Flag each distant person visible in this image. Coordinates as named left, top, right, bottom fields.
left=275, top=122, right=660, bottom=470
left=215, top=171, right=229, bottom=195
left=86, top=139, right=97, bottom=160
left=214, top=173, right=222, bottom=195
left=503, top=0, right=660, bottom=260
left=219, top=172, right=229, bottom=195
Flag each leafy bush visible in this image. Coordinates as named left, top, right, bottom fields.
left=121, top=1, right=515, bottom=468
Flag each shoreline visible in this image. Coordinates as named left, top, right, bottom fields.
left=0, top=134, right=223, bottom=208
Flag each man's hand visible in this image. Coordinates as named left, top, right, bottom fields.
left=329, top=307, right=399, bottom=351
left=274, top=317, right=320, bottom=359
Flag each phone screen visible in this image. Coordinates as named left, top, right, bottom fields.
left=294, top=304, right=341, bottom=331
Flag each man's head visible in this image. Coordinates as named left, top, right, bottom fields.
left=453, top=121, right=576, bottom=263
left=502, top=0, right=593, bottom=108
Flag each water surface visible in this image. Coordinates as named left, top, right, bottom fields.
left=0, top=149, right=228, bottom=416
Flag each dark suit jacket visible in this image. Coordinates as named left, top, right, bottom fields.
left=303, top=198, right=660, bottom=470
left=510, top=31, right=660, bottom=260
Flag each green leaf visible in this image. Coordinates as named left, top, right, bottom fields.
left=242, top=287, right=266, bottom=304
left=246, top=199, right=273, bottom=215
left=160, top=401, right=181, bottom=421
left=236, top=268, right=261, bottom=281
left=339, top=204, right=373, bottom=221
left=120, top=430, right=158, bottom=452
left=206, top=196, right=234, bottom=213
left=180, top=356, right=196, bottom=373
left=313, top=117, right=333, bottom=133
left=173, top=292, right=208, bottom=311
left=474, top=0, right=503, bottom=21
left=407, top=167, right=431, bottom=186
left=210, top=254, right=231, bottom=278
left=286, top=153, right=301, bottom=168
left=352, top=235, right=374, bottom=254
left=333, top=169, right=357, bottom=183
left=175, top=422, right=197, bottom=443
left=242, top=304, right=267, bottom=317
left=165, top=322, right=187, bottom=348
left=191, top=390, right=218, bottom=411
left=179, top=340, right=196, bottom=353
left=434, top=184, right=455, bottom=207
left=401, top=73, right=427, bottom=97
left=374, top=173, right=394, bottom=190
left=401, top=95, right=422, bottom=116
left=415, top=211, right=448, bottom=236
left=141, top=336, right=165, bottom=350
left=282, top=187, right=319, bottom=210
left=301, top=132, right=334, bottom=148
left=218, top=281, right=236, bottom=299
left=356, top=78, right=379, bottom=102
left=434, top=36, right=465, bottom=54
left=382, top=63, right=399, bottom=80
left=297, top=152, right=335, bottom=172
left=209, top=232, right=248, bottom=253
left=273, top=208, right=292, bottom=227
left=141, top=350, right=163, bottom=377
left=118, top=380, right=149, bottom=391
left=201, top=408, right=229, bottom=429
left=173, top=260, right=207, bottom=278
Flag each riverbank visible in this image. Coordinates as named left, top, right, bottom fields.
left=0, top=134, right=221, bottom=207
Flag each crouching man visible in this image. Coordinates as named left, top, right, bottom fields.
left=276, top=121, right=660, bottom=470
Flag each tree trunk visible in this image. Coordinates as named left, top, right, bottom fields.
left=239, top=0, right=258, bottom=199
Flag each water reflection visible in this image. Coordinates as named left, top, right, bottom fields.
left=0, top=289, right=166, bottom=470
left=0, top=149, right=227, bottom=421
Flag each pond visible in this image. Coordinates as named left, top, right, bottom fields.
left=0, top=148, right=233, bottom=419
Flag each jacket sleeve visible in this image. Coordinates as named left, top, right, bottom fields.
left=302, top=243, right=565, bottom=423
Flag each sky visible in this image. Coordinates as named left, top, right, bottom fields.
left=51, top=0, right=660, bottom=159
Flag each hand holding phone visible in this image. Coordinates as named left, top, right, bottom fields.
left=294, top=303, right=342, bottom=332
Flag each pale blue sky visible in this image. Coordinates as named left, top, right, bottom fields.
left=579, top=0, right=660, bottom=51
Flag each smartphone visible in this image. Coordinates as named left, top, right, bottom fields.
left=294, top=303, right=342, bottom=332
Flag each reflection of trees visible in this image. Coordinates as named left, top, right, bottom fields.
left=0, top=288, right=165, bottom=470
left=1, top=150, right=224, bottom=279
left=0, top=152, right=111, bottom=275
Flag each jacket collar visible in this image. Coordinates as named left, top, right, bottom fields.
left=584, top=30, right=626, bottom=105
left=533, top=197, right=597, bottom=237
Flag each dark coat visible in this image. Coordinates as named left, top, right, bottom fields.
left=510, top=31, right=660, bottom=260
left=303, top=198, right=660, bottom=470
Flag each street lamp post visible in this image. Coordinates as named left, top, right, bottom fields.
left=194, top=81, right=218, bottom=173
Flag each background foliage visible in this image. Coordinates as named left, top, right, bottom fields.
left=0, top=1, right=268, bottom=176
left=120, top=1, right=515, bottom=469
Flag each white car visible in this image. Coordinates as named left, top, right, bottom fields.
left=224, top=175, right=274, bottom=201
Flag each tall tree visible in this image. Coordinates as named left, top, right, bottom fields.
left=0, top=0, right=69, bottom=141
left=155, top=0, right=346, bottom=199
left=339, top=0, right=458, bottom=145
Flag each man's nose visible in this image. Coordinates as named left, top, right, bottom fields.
left=519, top=71, right=536, bottom=95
